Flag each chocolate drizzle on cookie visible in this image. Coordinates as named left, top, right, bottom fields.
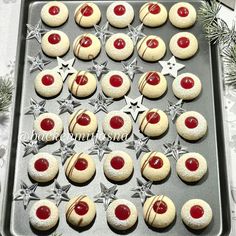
left=70, top=71, right=89, bottom=96
left=138, top=72, right=156, bottom=92
left=75, top=3, right=92, bottom=25
left=140, top=3, right=160, bottom=23
left=65, top=152, right=84, bottom=178
left=69, top=109, right=87, bottom=134
left=141, top=151, right=157, bottom=174
left=137, top=36, right=159, bottom=58
left=140, top=109, right=159, bottom=133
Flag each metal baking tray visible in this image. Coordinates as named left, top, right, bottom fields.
left=0, top=0, right=232, bottom=235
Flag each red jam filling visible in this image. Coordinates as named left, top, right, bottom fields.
left=75, top=158, right=88, bottom=171
left=81, top=5, right=93, bottom=16
left=190, top=205, right=204, bottom=219
left=48, top=33, right=61, bottom=44
left=110, top=156, right=125, bottom=170
left=180, top=76, right=194, bottom=89
left=115, top=204, right=131, bottom=220
left=77, top=113, right=91, bottom=126
left=148, top=3, right=161, bottom=14
left=110, top=116, right=124, bottom=129
left=36, top=206, right=51, bottom=220
left=177, top=7, right=189, bottom=17
left=185, top=158, right=199, bottom=171
left=146, top=112, right=160, bottom=124
left=185, top=116, right=198, bottom=129
left=146, top=39, right=159, bottom=48
left=146, top=72, right=160, bottom=85
left=34, top=158, right=49, bottom=172
left=74, top=201, right=89, bottom=215
left=76, top=75, right=88, bottom=85
left=41, top=74, right=54, bottom=86
left=109, top=75, right=123, bottom=87
left=153, top=200, right=167, bottom=214
left=114, top=4, right=126, bottom=16
left=114, top=38, right=126, bottom=50
left=177, top=37, right=190, bottom=48
left=79, top=36, right=92, bottom=48
left=40, top=118, right=55, bottom=131
left=149, top=156, right=163, bottom=169
left=49, top=6, right=60, bottom=15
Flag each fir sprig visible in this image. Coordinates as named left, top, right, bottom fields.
left=0, top=78, right=13, bottom=113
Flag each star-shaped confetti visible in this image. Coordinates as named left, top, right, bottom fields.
left=163, top=135, right=188, bottom=160
left=159, top=56, right=185, bottom=78
left=126, top=133, right=150, bottom=158
left=46, top=180, right=71, bottom=206
left=127, top=24, right=146, bottom=44
left=89, top=135, right=112, bottom=161
left=52, top=140, right=76, bottom=164
left=121, top=58, right=143, bottom=81
left=165, top=99, right=186, bottom=122
left=89, top=93, right=113, bottom=114
left=26, top=20, right=48, bottom=43
left=54, top=57, right=77, bottom=82
left=14, top=181, right=40, bottom=209
left=88, top=60, right=109, bottom=78
left=94, top=183, right=118, bottom=210
left=57, top=94, right=81, bottom=114
left=94, top=22, right=113, bottom=45
left=27, top=52, right=51, bottom=73
left=25, top=98, right=47, bottom=118
left=121, top=95, right=147, bottom=121
left=131, top=178, right=154, bottom=204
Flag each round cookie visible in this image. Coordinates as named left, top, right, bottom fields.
left=102, top=111, right=132, bottom=141
left=28, top=153, right=59, bottom=183
left=169, top=2, right=197, bottom=29
left=101, top=71, right=131, bottom=99
left=137, top=35, right=166, bottom=62
left=106, top=1, right=134, bottom=28
left=105, top=33, right=134, bottom=61
left=138, top=109, right=168, bottom=137
left=73, top=33, right=101, bottom=60
left=106, top=199, right=138, bottom=230
left=66, top=195, right=96, bottom=227
left=41, top=30, right=70, bottom=57
left=172, top=73, right=202, bottom=100
left=143, top=195, right=176, bottom=228
left=176, top=152, right=207, bottom=182
left=33, top=113, right=63, bottom=142
left=139, top=2, right=168, bottom=27
left=74, top=3, right=101, bottom=28
left=68, top=71, right=97, bottom=98
left=41, top=1, right=69, bottom=27
left=169, top=32, right=198, bottom=59
left=65, top=152, right=96, bottom=184
left=68, top=109, right=98, bottom=139
left=176, top=111, right=207, bottom=141
left=103, top=151, right=133, bottom=182
left=181, top=199, right=213, bottom=230
left=138, top=71, right=167, bottom=98
left=140, top=152, right=170, bottom=181
left=34, top=70, right=63, bottom=98
left=29, top=200, right=59, bottom=231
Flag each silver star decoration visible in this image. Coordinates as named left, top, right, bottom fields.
left=25, top=98, right=47, bottom=118
left=163, top=135, right=188, bottom=160
left=131, top=178, right=154, bottom=204
left=94, top=183, right=118, bottom=210
left=126, top=134, right=150, bottom=158
left=88, top=60, right=109, bottom=78
left=159, top=56, right=185, bottom=78
left=122, top=58, right=143, bottom=81
left=89, top=135, right=112, bottom=161
left=165, top=99, right=186, bottom=122
left=54, top=57, right=77, bottom=82
left=53, top=140, right=76, bottom=164
left=26, top=20, right=48, bottom=43
left=27, top=52, right=51, bottom=73
left=89, top=93, right=113, bottom=114
left=127, top=23, right=146, bottom=44
left=14, top=181, right=40, bottom=209
left=121, top=95, right=147, bottom=121
left=46, top=180, right=71, bottom=206
left=94, top=22, right=113, bottom=45
left=57, top=94, right=81, bottom=114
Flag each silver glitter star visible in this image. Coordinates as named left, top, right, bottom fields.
left=94, top=22, right=113, bottom=45
left=126, top=133, right=150, bottom=158
left=25, top=98, right=47, bottom=118
left=89, top=93, right=113, bottom=114
left=88, top=60, right=109, bottom=78
left=27, top=52, right=51, bottom=73
left=94, top=183, right=118, bottom=210
left=14, top=181, right=40, bottom=209
left=121, top=58, right=143, bottom=81
left=52, top=140, right=76, bottom=164
left=159, top=56, right=185, bottom=78
left=26, top=20, right=48, bottom=43
left=163, top=135, right=188, bottom=160
left=46, top=180, right=71, bottom=206
left=165, top=99, right=186, bottom=122
left=121, top=95, right=147, bottom=121
left=57, top=94, right=81, bottom=114
left=127, top=23, right=146, bottom=45
left=54, top=57, right=77, bottom=82
left=131, top=178, right=154, bottom=204
left=89, top=135, right=112, bottom=161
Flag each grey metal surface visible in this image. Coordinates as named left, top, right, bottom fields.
left=0, top=0, right=231, bottom=235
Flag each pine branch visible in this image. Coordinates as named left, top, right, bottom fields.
left=0, top=77, right=13, bottom=113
